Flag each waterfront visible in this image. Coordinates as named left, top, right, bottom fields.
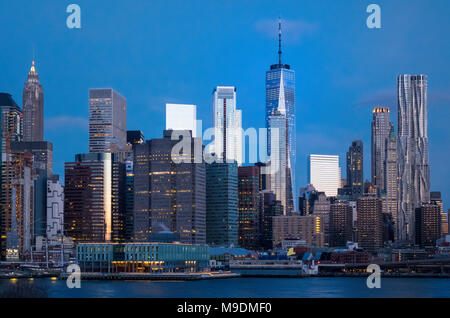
left=0, top=277, right=449, bottom=298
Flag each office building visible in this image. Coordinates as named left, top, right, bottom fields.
left=259, top=190, right=283, bottom=250
left=371, top=107, right=391, bottom=192
left=265, top=20, right=296, bottom=209
left=268, top=111, right=294, bottom=214
left=166, top=104, right=198, bottom=138
left=356, top=194, right=383, bottom=252
left=10, top=141, right=53, bottom=177
left=22, top=60, right=44, bottom=142
left=206, top=162, right=238, bottom=247
left=64, top=153, right=125, bottom=242
left=311, top=192, right=331, bottom=245
left=329, top=201, right=353, bottom=247
left=133, top=130, right=206, bottom=244
left=89, top=88, right=127, bottom=153
left=272, top=215, right=324, bottom=248
left=430, top=192, right=447, bottom=237
left=308, top=154, right=340, bottom=197
left=123, top=130, right=144, bottom=241
left=0, top=93, right=23, bottom=260
left=346, top=140, right=364, bottom=200
left=238, top=165, right=261, bottom=250
left=212, top=86, right=242, bottom=165
left=415, top=203, right=441, bottom=248
left=298, top=184, right=321, bottom=216
left=397, top=75, right=430, bottom=241
left=6, top=152, right=34, bottom=260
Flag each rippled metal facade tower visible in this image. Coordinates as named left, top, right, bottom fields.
left=397, top=74, right=430, bottom=241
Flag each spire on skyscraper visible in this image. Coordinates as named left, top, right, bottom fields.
left=278, top=17, right=282, bottom=65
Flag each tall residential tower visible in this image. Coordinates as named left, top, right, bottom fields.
left=371, top=107, right=391, bottom=193
left=397, top=75, right=430, bottom=241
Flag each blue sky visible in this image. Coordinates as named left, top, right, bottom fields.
left=0, top=0, right=449, bottom=209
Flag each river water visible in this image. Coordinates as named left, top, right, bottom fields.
left=1, top=277, right=450, bottom=298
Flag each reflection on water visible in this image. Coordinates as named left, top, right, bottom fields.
left=0, top=277, right=449, bottom=298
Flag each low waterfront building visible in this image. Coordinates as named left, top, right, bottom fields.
left=76, top=242, right=210, bottom=273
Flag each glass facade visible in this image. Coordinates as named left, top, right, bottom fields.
left=76, top=242, right=210, bottom=273
left=266, top=64, right=296, bottom=212
left=212, top=86, right=242, bottom=165
left=89, top=88, right=127, bottom=153
left=206, top=162, right=238, bottom=246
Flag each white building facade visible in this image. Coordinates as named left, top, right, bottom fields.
left=212, top=86, right=242, bottom=165
left=308, top=154, right=341, bottom=197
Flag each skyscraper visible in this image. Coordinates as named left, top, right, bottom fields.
left=385, top=124, right=399, bottom=238
left=206, top=162, right=238, bottom=247
left=212, top=86, right=242, bottom=165
left=266, top=19, right=296, bottom=210
left=133, top=130, right=206, bottom=244
left=89, top=88, right=127, bottom=153
left=268, top=111, right=293, bottom=214
left=23, top=61, right=44, bottom=142
left=258, top=190, right=283, bottom=250
left=10, top=141, right=53, bottom=177
left=0, top=93, right=23, bottom=260
left=238, top=165, right=261, bottom=250
left=308, top=154, right=340, bottom=197
left=415, top=203, right=441, bottom=248
left=346, top=140, right=364, bottom=200
left=124, top=130, right=144, bottom=241
left=397, top=75, right=430, bottom=241
left=64, top=153, right=126, bottom=242
left=371, top=107, right=391, bottom=192
left=356, top=194, right=383, bottom=252
left=430, top=192, right=448, bottom=237
left=166, top=104, right=198, bottom=138
left=7, top=151, right=34, bottom=259
left=329, top=201, right=353, bottom=247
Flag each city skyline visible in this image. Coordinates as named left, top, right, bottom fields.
left=1, top=0, right=449, bottom=210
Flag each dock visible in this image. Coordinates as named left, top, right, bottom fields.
left=59, top=271, right=240, bottom=281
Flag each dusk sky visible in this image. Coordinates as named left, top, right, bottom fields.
left=0, top=0, right=449, bottom=209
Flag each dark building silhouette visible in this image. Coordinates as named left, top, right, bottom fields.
left=356, top=194, right=383, bottom=252
left=133, top=130, right=206, bottom=244
left=124, top=130, right=144, bottom=241
left=415, top=203, right=441, bottom=248
left=430, top=191, right=448, bottom=237
left=329, top=201, right=353, bottom=247
left=346, top=140, right=364, bottom=200
left=238, top=165, right=261, bottom=250
left=259, top=190, right=283, bottom=250
left=64, top=153, right=126, bottom=242
left=206, top=162, right=238, bottom=247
